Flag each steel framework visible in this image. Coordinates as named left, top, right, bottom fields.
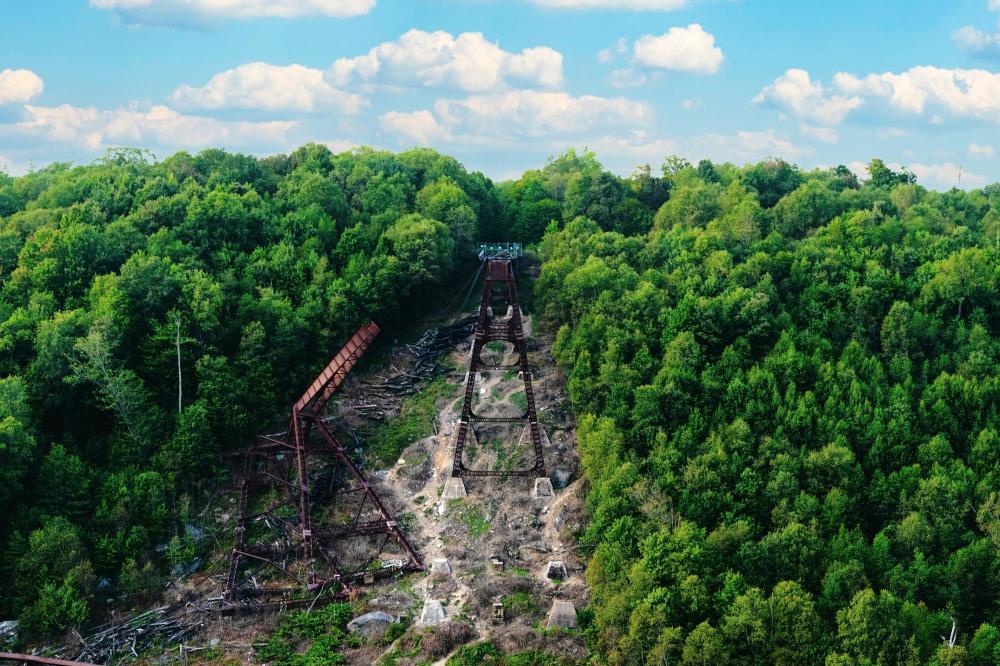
left=223, top=323, right=422, bottom=606
left=451, top=259, right=546, bottom=478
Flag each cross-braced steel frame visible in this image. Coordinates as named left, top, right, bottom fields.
left=451, top=259, right=546, bottom=479
left=223, top=323, right=423, bottom=606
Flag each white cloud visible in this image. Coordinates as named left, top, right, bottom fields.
left=379, top=90, right=650, bottom=145
left=876, top=127, right=909, bottom=138
left=952, top=1, right=1000, bottom=57
left=14, top=103, right=295, bottom=151
left=329, top=29, right=563, bottom=92
left=799, top=123, right=838, bottom=143
left=528, top=0, right=689, bottom=9
left=952, top=25, right=1000, bottom=56
left=379, top=110, right=445, bottom=144
left=688, top=129, right=808, bottom=163
left=597, top=48, right=612, bottom=64
left=608, top=68, right=648, bottom=88
left=170, top=62, right=365, bottom=113
left=585, top=131, right=677, bottom=161
left=833, top=66, right=1000, bottom=122
left=753, top=69, right=862, bottom=124
left=0, top=68, right=44, bottom=105
left=318, top=139, right=360, bottom=153
left=846, top=159, right=988, bottom=190
left=908, top=162, right=988, bottom=189
left=680, top=98, right=700, bottom=110
left=633, top=24, right=724, bottom=74
left=91, top=0, right=375, bottom=25
left=0, top=154, right=34, bottom=176
left=969, top=142, right=995, bottom=158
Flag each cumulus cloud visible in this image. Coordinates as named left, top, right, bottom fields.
left=379, top=90, right=650, bottom=145
left=14, top=103, right=295, bottom=151
left=799, top=123, right=838, bottom=144
left=633, top=24, right=724, bottom=74
left=833, top=66, right=1000, bottom=122
left=90, top=0, right=375, bottom=26
left=753, top=69, right=862, bottom=124
left=969, top=142, right=995, bottom=158
left=170, top=62, right=365, bottom=113
left=952, top=25, right=1000, bottom=56
left=586, top=131, right=678, bottom=161
left=688, top=129, right=808, bottom=163
left=0, top=68, right=44, bottom=105
left=847, top=159, right=988, bottom=190
left=528, top=0, right=690, bottom=8
left=379, top=110, right=444, bottom=144
left=952, top=1, right=1000, bottom=58
left=909, top=162, right=988, bottom=189
left=330, top=29, right=563, bottom=93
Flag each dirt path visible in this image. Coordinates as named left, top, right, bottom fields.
left=360, top=311, right=589, bottom=664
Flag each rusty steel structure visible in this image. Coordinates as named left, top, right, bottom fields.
left=451, top=259, right=546, bottom=478
left=224, top=323, right=422, bottom=606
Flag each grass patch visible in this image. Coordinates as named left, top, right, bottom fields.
left=368, top=377, right=452, bottom=466
left=510, top=391, right=528, bottom=412
left=502, top=591, right=539, bottom=617
left=502, top=368, right=518, bottom=382
left=486, top=341, right=505, bottom=353
left=256, top=602, right=357, bottom=666
left=448, top=499, right=490, bottom=539
left=512, top=566, right=529, bottom=577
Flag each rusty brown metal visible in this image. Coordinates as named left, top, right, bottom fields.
left=451, top=259, right=546, bottom=479
left=223, top=323, right=423, bottom=608
left=0, top=653, right=99, bottom=666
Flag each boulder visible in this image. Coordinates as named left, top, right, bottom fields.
left=347, top=611, right=395, bottom=634
left=552, top=468, right=572, bottom=490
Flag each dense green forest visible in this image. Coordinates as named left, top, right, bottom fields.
left=2, top=144, right=999, bottom=666
left=536, top=157, right=1000, bottom=664
left=0, top=144, right=500, bottom=635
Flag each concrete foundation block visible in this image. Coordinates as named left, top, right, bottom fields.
left=419, top=599, right=447, bottom=626
left=546, top=560, right=568, bottom=580
left=431, top=558, right=452, bottom=574
left=443, top=476, right=467, bottom=499
left=547, top=600, right=577, bottom=629
left=532, top=477, right=554, bottom=498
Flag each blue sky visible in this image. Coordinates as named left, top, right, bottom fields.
left=1, top=0, right=999, bottom=188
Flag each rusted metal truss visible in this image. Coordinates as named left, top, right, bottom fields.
left=451, top=259, right=547, bottom=479
left=223, top=323, right=423, bottom=607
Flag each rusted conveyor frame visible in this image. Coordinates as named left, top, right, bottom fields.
left=451, top=259, right=546, bottom=478
left=223, top=323, right=423, bottom=606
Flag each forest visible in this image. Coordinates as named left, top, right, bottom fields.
left=1, top=144, right=999, bottom=665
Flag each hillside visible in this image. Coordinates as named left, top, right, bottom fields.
left=2, top=146, right=1000, bottom=665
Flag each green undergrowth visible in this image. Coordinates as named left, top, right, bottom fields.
left=447, top=499, right=490, bottom=538
left=367, top=376, right=452, bottom=466
left=446, top=642, right=580, bottom=666
left=255, top=602, right=357, bottom=666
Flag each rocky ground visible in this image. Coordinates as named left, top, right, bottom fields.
left=139, top=308, right=589, bottom=665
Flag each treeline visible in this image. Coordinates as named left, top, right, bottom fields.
left=0, top=144, right=498, bottom=635
left=4, top=143, right=1000, bottom=666
left=536, top=156, right=1000, bottom=664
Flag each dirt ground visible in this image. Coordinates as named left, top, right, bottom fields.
left=353, top=311, right=588, bottom=664
left=127, top=308, right=587, bottom=666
